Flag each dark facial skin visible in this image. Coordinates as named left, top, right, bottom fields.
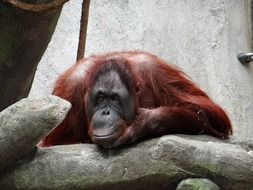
left=85, top=70, right=136, bottom=148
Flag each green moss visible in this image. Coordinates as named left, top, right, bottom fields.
left=196, top=161, right=218, bottom=175
left=14, top=172, right=31, bottom=188
left=202, top=164, right=218, bottom=174
left=184, top=181, right=203, bottom=189
left=177, top=178, right=219, bottom=190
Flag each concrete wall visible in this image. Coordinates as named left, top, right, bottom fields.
left=30, top=0, right=253, bottom=140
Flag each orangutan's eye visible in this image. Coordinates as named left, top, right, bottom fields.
left=96, top=93, right=105, bottom=104
left=111, top=94, right=120, bottom=102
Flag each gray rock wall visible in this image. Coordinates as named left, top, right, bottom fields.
left=30, top=0, right=253, bottom=140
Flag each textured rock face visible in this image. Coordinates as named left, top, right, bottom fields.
left=0, top=135, right=252, bottom=190
left=0, top=95, right=71, bottom=173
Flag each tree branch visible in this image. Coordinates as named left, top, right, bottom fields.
left=3, top=0, right=69, bottom=12
left=0, top=135, right=252, bottom=190
left=0, top=96, right=252, bottom=189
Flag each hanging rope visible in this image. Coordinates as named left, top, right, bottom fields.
left=76, top=0, right=91, bottom=61
left=2, top=0, right=69, bottom=12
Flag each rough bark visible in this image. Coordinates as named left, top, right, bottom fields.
left=0, top=135, right=252, bottom=190
left=0, top=0, right=63, bottom=111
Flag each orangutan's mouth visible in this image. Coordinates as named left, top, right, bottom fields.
left=92, top=128, right=123, bottom=148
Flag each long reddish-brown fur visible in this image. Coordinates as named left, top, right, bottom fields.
left=41, top=51, right=232, bottom=147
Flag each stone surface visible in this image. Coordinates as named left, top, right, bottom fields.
left=29, top=0, right=253, bottom=140
left=176, top=178, right=219, bottom=190
left=0, top=135, right=252, bottom=190
left=0, top=95, right=71, bottom=173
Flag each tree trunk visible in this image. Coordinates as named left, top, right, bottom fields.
left=0, top=0, right=62, bottom=111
